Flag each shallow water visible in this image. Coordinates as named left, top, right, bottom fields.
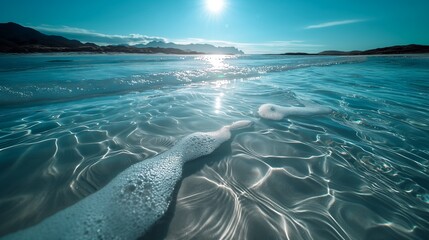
left=0, top=53, right=428, bottom=239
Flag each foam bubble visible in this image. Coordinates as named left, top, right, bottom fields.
left=3, top=121, right=253, bottom=240
left=258, top=103, right=332, bottom=120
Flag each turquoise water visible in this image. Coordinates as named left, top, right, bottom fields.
left=0, top=54, right=428, bottom=239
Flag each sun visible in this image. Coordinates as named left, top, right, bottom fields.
left=206, top=0, right=224, bottom=13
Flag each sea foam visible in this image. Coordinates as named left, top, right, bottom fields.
left=3, top=120, right=253, bottom=240
left=258, top=103, right=332, bottom=120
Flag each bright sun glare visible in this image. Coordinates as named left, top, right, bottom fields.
left=206, top=0, right=224, bottom=13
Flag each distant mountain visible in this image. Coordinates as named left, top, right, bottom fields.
left=281, top=44, right=429, bottom=56
left=135, top=41, right=244, bottom=55
left=0, top=22, right=203, bottom=54
left=0, top=22, right=90, bottom=52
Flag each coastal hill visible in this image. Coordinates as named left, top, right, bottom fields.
left=135, top=41, right=244, bottom=55
left=0, top=22, right=89, bottom=49
left=282, top=44, right=429, bottom=56
left=0, top=22, right=242, bottom=54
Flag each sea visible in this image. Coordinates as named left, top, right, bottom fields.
left=0, top=53, right=428, bottom=240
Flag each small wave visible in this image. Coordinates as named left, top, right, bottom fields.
left=0, top=55, right=365, bottom=107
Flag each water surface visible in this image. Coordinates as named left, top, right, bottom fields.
left=0, top=54, right=428, bottom=239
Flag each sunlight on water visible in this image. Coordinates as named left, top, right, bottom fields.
left=214, top=93, right=224, bottom=114
left=196, top=55, right=232, bottom=70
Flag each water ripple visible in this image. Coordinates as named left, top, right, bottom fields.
left=1, top=55, right=429, bottom=239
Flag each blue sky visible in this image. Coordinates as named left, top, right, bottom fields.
left=1, top=0, right=429, bottom=53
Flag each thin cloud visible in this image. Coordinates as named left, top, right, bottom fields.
left=305, top=19, right=366, bottom=29
left=32, top=25, right=167, bottom=45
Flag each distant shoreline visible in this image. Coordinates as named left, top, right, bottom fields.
left=276, top=44, right=429, bottom=56
left=266, top=53, right=429, bottom=57
left=1, top=52, right=429, bottom=57
left=2, top=22, right=429, bottom=56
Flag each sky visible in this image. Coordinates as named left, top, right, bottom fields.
left=1, top=0, right=429, bottom=53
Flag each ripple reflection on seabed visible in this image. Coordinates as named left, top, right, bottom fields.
left=143, top=114, right=429, bottom=240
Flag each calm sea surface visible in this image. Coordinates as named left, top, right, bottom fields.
left=0, top=54, right=428, bottom=239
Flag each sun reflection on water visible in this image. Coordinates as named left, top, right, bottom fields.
left=214, top=92, right=224, bottom=114
left=196, top=55, right=234, bottom=70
